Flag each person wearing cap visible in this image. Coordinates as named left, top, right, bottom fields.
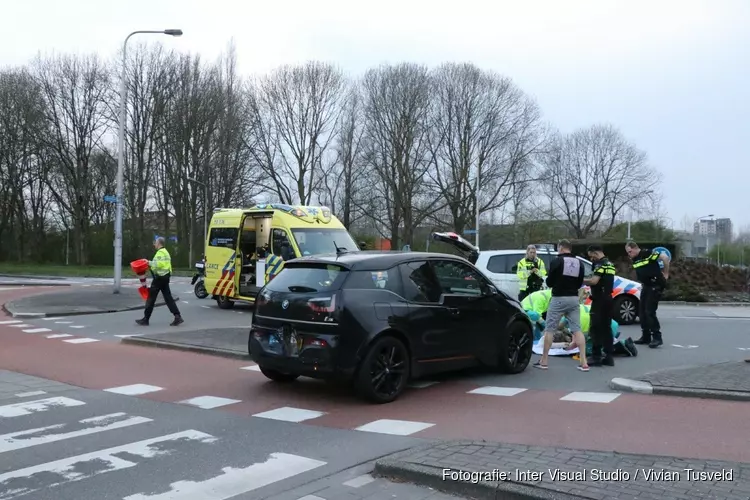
left=584, top=245, right=616, bottom=366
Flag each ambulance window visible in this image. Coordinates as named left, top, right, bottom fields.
left=209, top=228, right=237, bottom=249
left=272, top=229, right=294, bottom=260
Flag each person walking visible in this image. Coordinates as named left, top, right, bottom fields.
left=533, top=239, right=588, bottom=372
left=516, top=245, right=547, bottom=302
left=136, top=237, right=184, bottom=326
left=625, top=241, right=669, bottom=348
left=585, top=245, right=617, bottom=366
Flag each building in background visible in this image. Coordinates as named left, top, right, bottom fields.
left=693, top=217, right=733, bottom=255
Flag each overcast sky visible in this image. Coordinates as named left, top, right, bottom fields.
left=3, top=0, right=748, bottom=233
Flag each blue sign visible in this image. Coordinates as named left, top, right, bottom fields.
left=103, top=195, right=117, bottom=203
left=653, top=247, right=671, bottom=269
left=463, top=229, right=477, bottom=235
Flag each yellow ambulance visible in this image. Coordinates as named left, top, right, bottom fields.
left=204, top=203, right=359, bottom=309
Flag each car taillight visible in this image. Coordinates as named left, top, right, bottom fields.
left=308, top=295, right=335, bottom=313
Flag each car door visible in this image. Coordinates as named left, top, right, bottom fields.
left=399, top=260, right=468, bottom=367
left=499, top=253, right=526, bottom=297
left=430, top=259, right=500, bottom=365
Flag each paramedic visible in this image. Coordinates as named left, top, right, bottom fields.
left=516, top=245, right=547, bottom=302
left=625, top=240, right=670, bottom=348
left=535, top=239, right=588, bottom=372
left=136, top=237, right=184, bottom=327
left=585, top=245, right=616, bottom=366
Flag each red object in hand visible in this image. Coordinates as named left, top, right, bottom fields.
left=130, top=259, right=150, bottom=301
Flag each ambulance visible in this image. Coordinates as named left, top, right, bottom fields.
left=204, top=203, right=359, bottom=309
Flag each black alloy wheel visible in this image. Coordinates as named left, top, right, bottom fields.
left=355, top=336, right=410, bottom=404
left=498, top=321, right=533, bottom=374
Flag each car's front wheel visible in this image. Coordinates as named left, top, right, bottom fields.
left=497, top=320, right=533, bottom=374
left=614, top=295, right=638, bottom=325
left=259, top=366, right=299, bottom=382
left=355, top=336, right=410, bottom=404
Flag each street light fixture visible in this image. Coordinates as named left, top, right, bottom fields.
left=187, top=177, right=208, bottom=260
left=113, top=29, right=183, bottom=294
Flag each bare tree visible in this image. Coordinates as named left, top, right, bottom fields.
left=33, top=53, right=111, bottom=264
left=427, top=63, right=545, bottom=234
left=544, top=124, right=659, bottom=238
left=256, top=62, right=345, bottom=205
left=360, top=63, right=433, bottom=248
left=318, top=84, right=367, bottom=228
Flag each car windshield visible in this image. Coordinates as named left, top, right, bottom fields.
left=291, top=228, right=359, bottom=256
left=264, top=264, right=348, bottom=293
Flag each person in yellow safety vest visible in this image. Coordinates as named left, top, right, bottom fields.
left=521, top=288, right=552, bottom=315
left=265, top=247, right=285, bottom=283
left=136, top=237, right=184, bottom=327
left=516, top=245, right=547, bottom=302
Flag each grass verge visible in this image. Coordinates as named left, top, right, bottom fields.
left=0, top=263, right=193, bottom=278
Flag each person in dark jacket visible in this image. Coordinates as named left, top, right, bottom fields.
left=585, top=245, right=617, bottom=366
left=533, top=239, right=588, bottom=372
left=625, top=241, right=670, bottom=348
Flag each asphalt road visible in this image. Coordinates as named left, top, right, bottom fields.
left=0, top=371, right=460, bottom=500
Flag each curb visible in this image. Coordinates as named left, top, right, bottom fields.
left=2, top=296, right=178, bottom=319
left=661, top=301, right=750, bottom=306
left=610, top=377, right=750, bottom=402
left=0, top=282, right=71, bottom=287
left=120, top=336, right=249, bottom=361
left=374, top=459, right=581, bottom=500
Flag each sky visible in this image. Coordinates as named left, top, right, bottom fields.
left=2, top=0, right=748, bottom=234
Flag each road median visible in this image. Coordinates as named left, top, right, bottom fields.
left=119, top=328, right=249, bottom=360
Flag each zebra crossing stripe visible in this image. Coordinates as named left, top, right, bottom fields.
left=122, top=452, right=326, bottom=500
left=0, top=412, right=152, bottom=453
left=0, top=397, right=86, bottom=418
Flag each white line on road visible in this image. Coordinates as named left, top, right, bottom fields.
left=467, top=386, right=527, bottom=397
left=104, top=384, right=163, bottom=396
left=179, top=396, right=242, bottom=409
left=201, top=305, right=210, bottom=309
left=46, top=334, right=73, bottom=338
left=42, top=317, right=64, bottom=321
left=63, top=338, right=100, bottom=344
left=560, top=392, right=621, bottom=403
left=181, top=300, right=189, bottom=304
left=0, top=320, right=22, bottom=325
left=114, top=334, right=143, bottom=338
left=54, top=321, right=72, bottom=324
left=0, top=430, right=217, bottom=497
left=122, top=452, right=326, bottom=500
left=0, top=397, right=86, bottom=418
left=8, top=324, right=32, bottom=328
left=252, top=407, right=325, bottom=423
left=68, top=325, right=86, bottom=329
left=15, top=391, right=46, bottom=398
left=22, top=328, right=52, bottom=334
left=0, top=412, right=152, bottom=453
left=355, top=419, right=435, bottom=436
left=240, top=365, right=261, bottom=372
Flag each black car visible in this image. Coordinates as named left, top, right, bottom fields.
left=248, top=232, right=533, bottom=404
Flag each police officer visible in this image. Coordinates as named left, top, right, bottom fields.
left=585, top=245, right=616, bottom=366
left=516, top=245, right=547, bottom=302
left=136, top=237, right=184, bottom=326
left=625, top=240, right=670, bottom=348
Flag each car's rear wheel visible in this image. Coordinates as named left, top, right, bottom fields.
left=355, top=336, right=409, bottom=404
left=216, top=295, right=235, bottom=309
left=497, top=320, right=533, bottom=374
left=614, top=295, right=637, bottom=325
left=259, top=366, right=299, bottom=382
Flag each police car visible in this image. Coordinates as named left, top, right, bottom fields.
left=430, top=233, right=642, bottom=325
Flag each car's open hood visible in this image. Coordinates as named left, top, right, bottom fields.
left=431, top=232, right=480, bottom=265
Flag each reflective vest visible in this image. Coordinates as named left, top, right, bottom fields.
left=521, top=289, right=551, bottom=314
left=517, top=258, right=547, bottom=291
left=265, top=254, right=284, bottom=282
left=149, top=247, right=172, bottom=277
left=559, top=304, right=590, bottom=333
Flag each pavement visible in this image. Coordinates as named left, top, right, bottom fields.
left=2, top=284, right=181, bottom=318
left=374, top=440, right=750, bottom=500
left=122, top=327, right=249, bottom=359
left=0, top=369, right=462, bottom=500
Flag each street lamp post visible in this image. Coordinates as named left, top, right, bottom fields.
left=187, top=177, right=208, bottom=258
left=474, top=136, right=485, bottom=248
left=113, top=29, right=183, bottom=294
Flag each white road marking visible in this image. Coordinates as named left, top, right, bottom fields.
left=560, top=392, right=621, bottom=403
left=467, top=386, right=527, bottom=397
left=0, top=412, right=152, bottom=453
left=201, top=305, right=211, bottom=309
left=181, top=300, right=189, bottom=304
left=408, top=381, right=438, bottom=389
left=240, top=365, right=261, bottom=371
left=0, top=320, right=22, bottom=325
left=68, top=325, right=86, bottom=329
left=42, top=317, right=64, bottom=321
left=63, top=338, right=100, bottom=344
left=22, top=328, right=52, bottom=334
left=98, top=331, right=107, bottom=334
left=0, top=397, right=86, bottom=418
left=252, top=407, right=325, bottom=423
left=297, top=496, right=325, bottom=500
left=179, top=396, right=242, bottom=409
left=355, top=419, right=434, bottom=436
left=0, top=430, right=216, bottom=497
left=104, top=384, right=163, bottom=395
left=46, top=334, right=72, bottom=338
left=114, top=334, right=143, bottom=338
left=343, top=474, right=375, bottom=488
left=54, top=321, right=72, bottom=324
left=123, top=452, right=326, bottom=500
left=14, top=391, right=46, bottom=398
left=671, top=344, right=699, bottom=349
left=9, top=324, right=31, bottom=328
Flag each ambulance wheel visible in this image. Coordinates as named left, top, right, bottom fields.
left=216, top=295, right=235, bottom=309
left=614, top=295, right=637, bottom=325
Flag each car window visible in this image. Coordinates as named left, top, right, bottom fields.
left=209, top=228, right=237, bottom=249
left=344, top=269, right=404, bottom=297
left=537, top=252, right=554, bottom=270
left=291, top=228, right=358, bottom=256
left=264, top=264, right=348, bottom=292
left=432, top=260, right=489, bottom=297
left=578, top=258, right=593, bottom=277
left=400, top=260, right=441, bottom=303
left=271, top=228, right=295, bottom=260
left=486, top=253, right=524, bottom=274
